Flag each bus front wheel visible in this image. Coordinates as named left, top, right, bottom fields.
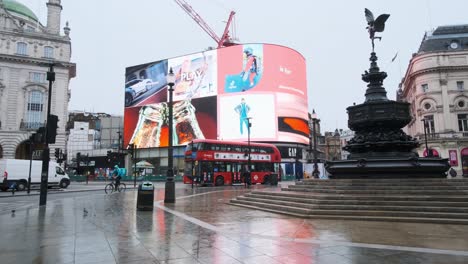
left=215, top=176, right=224, bottom=186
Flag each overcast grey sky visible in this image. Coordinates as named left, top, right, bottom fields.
left=19, top=0, right=468, bottom=132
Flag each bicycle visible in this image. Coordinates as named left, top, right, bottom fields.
left=105, top=181, right=126, bottom=194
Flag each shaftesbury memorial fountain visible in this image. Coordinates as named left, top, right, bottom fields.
left=325, top=9, right=449, bottom=178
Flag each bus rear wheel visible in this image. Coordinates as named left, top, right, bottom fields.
left=215, top=176, right=224, bottom=186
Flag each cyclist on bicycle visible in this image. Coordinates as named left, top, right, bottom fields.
left=112, top=165, right=122, bottom=191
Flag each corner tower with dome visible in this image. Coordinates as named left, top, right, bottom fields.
left=0, top=0, right=76, bottom=160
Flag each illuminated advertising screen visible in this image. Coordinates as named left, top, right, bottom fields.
left=124, top=44, right=308, bottom=149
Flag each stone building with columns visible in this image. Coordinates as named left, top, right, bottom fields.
left=399, top=25, right=468, bottom=176
left=0, top=0, right=75, bottom=160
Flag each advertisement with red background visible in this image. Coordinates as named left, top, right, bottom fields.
left=217, top=43, right=308, bottom=144
left=123, top=96, right=217, bottom=148
left=124, top=43, right=308, bottom=148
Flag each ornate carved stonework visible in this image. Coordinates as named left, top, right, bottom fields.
left=325, top=9, right=449, bottom=178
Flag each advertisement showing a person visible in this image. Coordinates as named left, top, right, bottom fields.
left=224, top=44, right=263, bottom=93
left=234, top=98, right=250, bottom=135
left=218, top=94, right=276, bottom=140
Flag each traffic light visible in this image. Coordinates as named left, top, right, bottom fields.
left=128, top=144, right=135, bottom=157
left=107, top=150, right=112, bottom=163
left=54, top=148, right=60, bottom=159
left=33, top=127, right=46, bottom=143
left=46, top=114, right=59, bottom=144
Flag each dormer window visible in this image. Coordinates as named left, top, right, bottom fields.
left=16, top=42, right=27, bottom=55
left=457, top=81, right=464, bottom=90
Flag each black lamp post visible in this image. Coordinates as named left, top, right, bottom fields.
left=28, top=135, right=34, bottom=194
left=164, top=68, right=176, bottom=203
left=116, top=130, right=122, bottom=166
left=311, top=110, right=320, bottom=178
left=422, top=118, right=433, bottom=157
left=39, top=63, right=55, bottom=206
left=246, top=117, right=252, bottom=171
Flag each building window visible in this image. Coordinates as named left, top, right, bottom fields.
left=424, top=115, right=435, bottom=134
left=459, top=101, right=466, bottom=108
left=458, top=114, right=468, bottom=132
left=16, top=42, right=27, bottom=55
left=457, top=81, right=465, bottom=90
left=29, top=72, right=46, bottom=83
left=424, top=103, right=431, bottom=110
left=44, top=46, right=54, bottom=59
left=26, top=90, right=45, bottom=129
left=421, top=84, right=428, bottom=93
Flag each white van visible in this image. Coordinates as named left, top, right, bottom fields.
left=0, top=159, right=70, bottom=191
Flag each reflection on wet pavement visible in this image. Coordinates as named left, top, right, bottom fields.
left=1, top=183, right=468, bottom=263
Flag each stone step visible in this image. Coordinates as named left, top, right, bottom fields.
left=298, top=181, right=468, bottom=186
left=291, top=184, right=468, bottom=190
left=283, top=187, right=468, bottom=195
left=251, top=190, right=468, bottom=202
left=237, top=196, right=468, bottom=213
left=227, top=202, right=468, bottom=225
left=245, top=193, right=468, bottom=207
left=229, top=199, right=468, bottom=219
left=302, top=178, right=468, bottom=183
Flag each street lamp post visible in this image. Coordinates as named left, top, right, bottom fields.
left=164, top=68, right=176, bottom=203
left=311, top=110, right=320, bottom=178
left=39, top=63, right=55, bottom=206
left=246, top=117, right=252, bottom=171
left=116, top=131, right=122, bottom=166
left=28, top=136, right=34, bottom=194
left=422, top=118, right=433, bottom=157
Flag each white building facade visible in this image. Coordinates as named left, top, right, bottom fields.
left=65, top=111, right=123, bottom=165
left=0, top=0, right=75, bottom=159
left=400, top=25, right=468, bottom=176
left=339, top=129, right=354, bottom=160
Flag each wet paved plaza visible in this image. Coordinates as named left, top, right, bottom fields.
left=1, top=183, right=468, bottom=263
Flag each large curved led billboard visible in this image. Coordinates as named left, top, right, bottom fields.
left=124, top=44, right=308, bottom=149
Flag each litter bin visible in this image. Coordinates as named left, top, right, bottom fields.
left=137, top=181, right=154, bottom=211
left=270, top=173, right=278, bottom=186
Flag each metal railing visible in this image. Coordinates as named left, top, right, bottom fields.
left=19, top=121, right=44, bottom=131
left=417, top=131, right=468, bottom=140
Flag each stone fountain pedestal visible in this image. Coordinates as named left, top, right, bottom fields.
left=325, top=52, right=449, bottom=178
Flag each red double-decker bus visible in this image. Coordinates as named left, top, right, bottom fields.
left=183, top=139, right=281, bottom=186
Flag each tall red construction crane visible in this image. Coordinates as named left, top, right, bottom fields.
left=173, top=0, right=237, bottom=48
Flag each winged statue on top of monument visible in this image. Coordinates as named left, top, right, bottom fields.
left=364, top=8, right=390, bottom=52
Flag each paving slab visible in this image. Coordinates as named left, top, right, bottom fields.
left=0, top=182, right=468, bottom=263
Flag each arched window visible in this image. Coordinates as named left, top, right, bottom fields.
left=44, top=46, right=54, bottom=59
left=16, top=42, right=28, bottom=55
left=26, top=90, right=45, bottom=129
